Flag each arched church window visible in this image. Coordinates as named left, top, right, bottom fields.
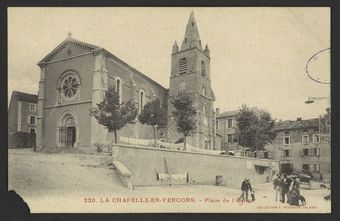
left=179, top=58, right=187, bottom=75
left=202, top=85, right=207, bottom=96
left=139, top=90, right=145, bottom=113
left=115, top=77, right=123, bottom=103
left=201, top=61, right=206, bottom=76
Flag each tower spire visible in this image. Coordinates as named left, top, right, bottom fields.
left=180, top=11, right=202, bottom=51
left=172, top=40, right=179, bottom=53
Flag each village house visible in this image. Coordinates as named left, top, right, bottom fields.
left=8, top=91, right=38, bottom=148
left=265, top=113, right=331, bottom=181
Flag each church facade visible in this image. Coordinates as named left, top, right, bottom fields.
left=36, top=12, right=217, bottom=152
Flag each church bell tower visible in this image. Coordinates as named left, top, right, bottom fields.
left=167, top=12, right=216, bottom=149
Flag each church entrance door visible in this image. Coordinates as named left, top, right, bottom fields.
left=66, top=126, right=76, bottom=147
left=57, top=112, right=78, bottom=148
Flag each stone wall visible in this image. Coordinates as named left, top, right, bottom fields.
left=114, top=144, right=279, bottom=187
left=8, top=132, right=36, bottom=149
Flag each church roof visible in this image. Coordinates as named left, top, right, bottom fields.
left=11, top=91, right=38, bottom=103
left=38, top=35, right=168, bottom=92
left=180, top=11, right=202, bottom=51
left=216, top=110, right=240, bottom=119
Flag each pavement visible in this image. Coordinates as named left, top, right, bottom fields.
left=8, top=149, right=331, bottom=213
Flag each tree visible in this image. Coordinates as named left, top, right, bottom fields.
left=171, top=92, right=197, bottom=151
left=90, top=86, right=138, bottom=144
left=236, top=104, right=276, bottom=152
left=138, top=98, right=167, bottom=147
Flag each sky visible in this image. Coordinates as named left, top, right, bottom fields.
left=8, top=7, right=330, bottom=121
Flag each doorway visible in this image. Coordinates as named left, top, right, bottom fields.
left=57, top=111, right=78, bottom=148
left=280, top=163, right=293, bottom=175
left=66, top=126, right=76, bottom=147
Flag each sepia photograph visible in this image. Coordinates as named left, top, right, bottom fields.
left=7, top=7, right=331, bottom=213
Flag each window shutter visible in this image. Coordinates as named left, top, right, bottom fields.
left=316, top=148, right=320, bottom=156
left=27, top=116, right=30, bottom=124
left=299, top=150, right=303, bottom=157
left=268, top=151, right=272, bottom=159
left=308, top=164, right=313, bottom=172
left=316, top=164, right=320, bottom=172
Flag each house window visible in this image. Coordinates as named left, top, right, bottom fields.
left=302, top=164, right=309, bottom=171
left=29, top=128, right=36, bottom=134
left=283, top=149, right=290, bottom=157
left=179, top=58, right=187, bottom=74
left=263, top=152, right=269, bottom=159
left=313, top=134, right=320, bottom=143
left=283, top=131, right=290, bottom=145
left=302, top=135, right=309, bottom=144
left=115, top=77, right=123, bottom=103
left=302, top=148, right=309, bottom=156
left=309, top=148, right=320, bottom=156
left=30, top=104, right=36, bottom=112
left=139, top=90, right=145, bottom=113
left=227, top=134, right=233, bottom=143
left=201, top=61, right=206, bottom=76
left=227, top=119, right=233, bottom=129
left=29, top=115, right=36, bottom=125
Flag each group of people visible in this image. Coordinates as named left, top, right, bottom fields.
left=238, top=174, right=305, bottom=206
left=273, top=173, right=305, bottom=206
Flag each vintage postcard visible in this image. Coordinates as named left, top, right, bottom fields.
left=7, top=7, right=331, bottom=213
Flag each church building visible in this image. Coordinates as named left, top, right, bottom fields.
left=36, top=12, right=217, bottom=152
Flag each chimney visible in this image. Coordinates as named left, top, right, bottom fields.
left=297, top=117, right=302, bottom=121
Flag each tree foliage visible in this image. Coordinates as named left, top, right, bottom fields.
left=90, top=86, right=138, bottom=144
left=138, top=98, right=167, bottom=146
left=236, top=104, right=276, bottom=151
left=171, top=92, right=197, bottom=150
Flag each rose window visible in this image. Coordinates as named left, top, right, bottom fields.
left=62, top=76, right=79, bottom=98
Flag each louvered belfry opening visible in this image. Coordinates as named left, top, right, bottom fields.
left=179, top=58, right=187, bottom=74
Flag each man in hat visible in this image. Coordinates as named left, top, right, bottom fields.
left=240, top=178, right=253, bottom=202
left=290, top=174, right=300, bottom=194
left=280, top=173, right=291, bottom=203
